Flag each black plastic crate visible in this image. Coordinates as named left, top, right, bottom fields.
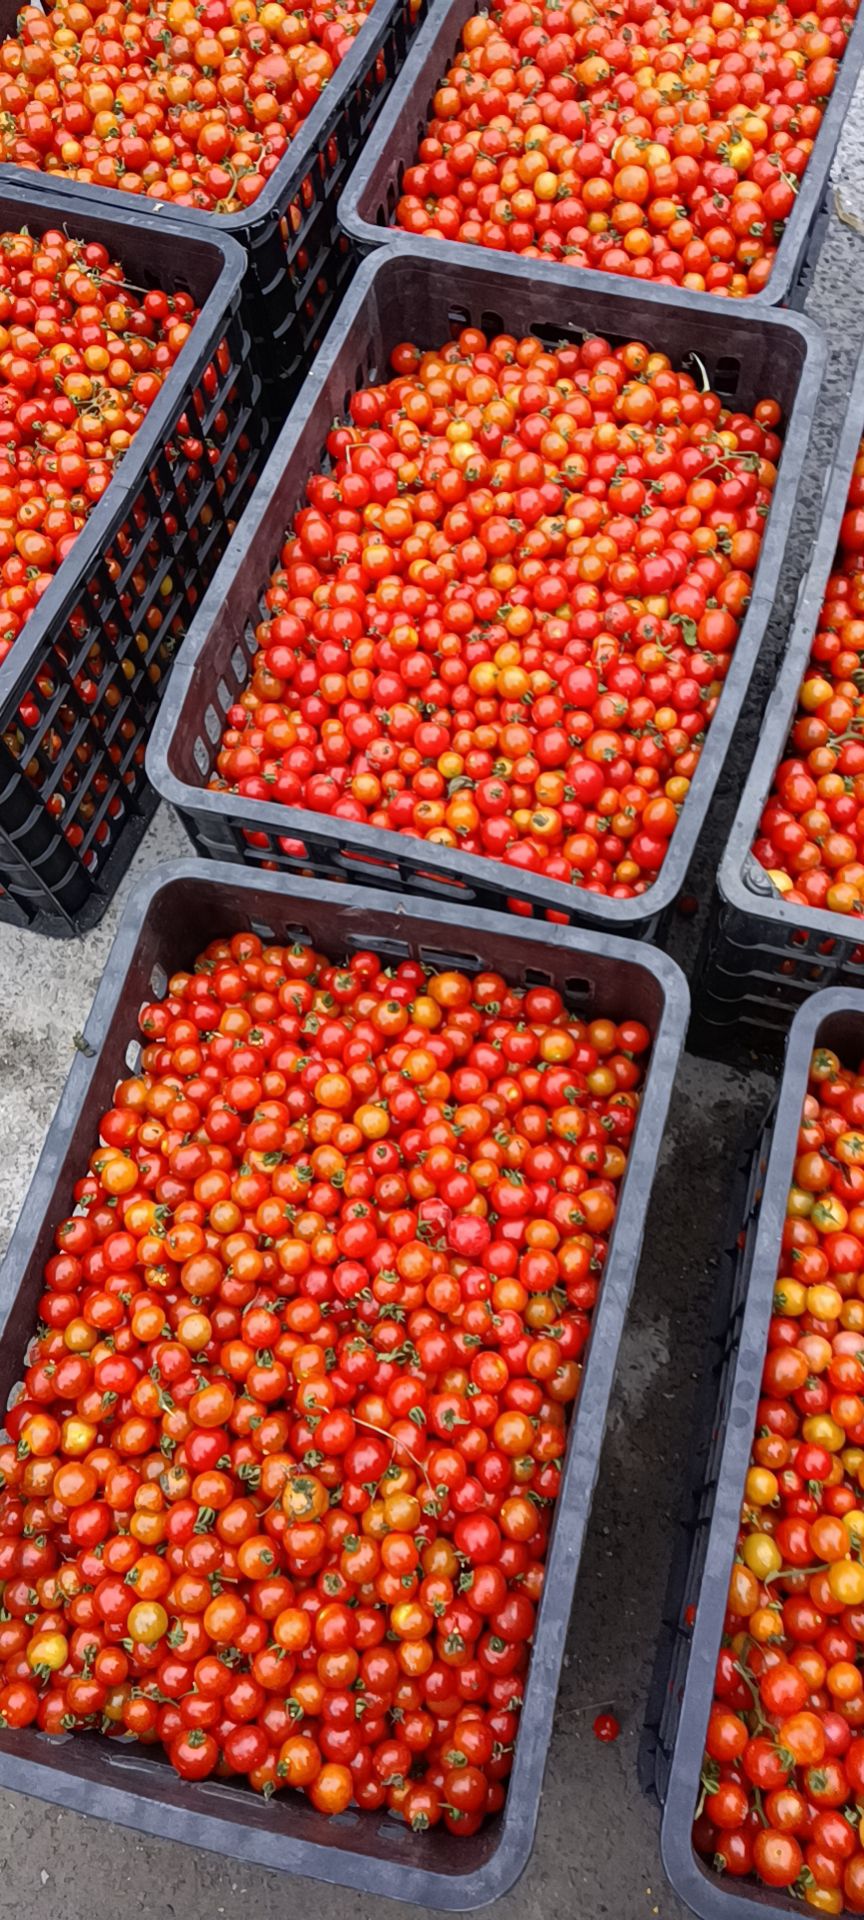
left=0, top=186, right=265, bottom=936
left=0, top=0, right=426, bottom=403
left=0, top=856, right=687, bottom=1903
left=338, top=0, right=864, bottom=311
left=650, top=987, right=864, bottom=1920
left=695, top=347, right=864, bottom=1044
left=146, top=242, right=824, bottom=938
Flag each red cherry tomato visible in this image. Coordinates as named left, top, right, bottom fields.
left=213, top=326, right=782, bottom=909
left=0, top=930, right=653, bottom=1832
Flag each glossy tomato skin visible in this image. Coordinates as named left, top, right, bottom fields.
left=698, top=1042, right=864, bottom=1903
left=389, top=0, right=853, bottom=298
left=0, top=0, right=376, bottom=214
left=0, top=228, right=197, bottom=681
left=215, top=326, right=782, bottom=911
left=755, top=437, right=864, bottom=922
left=0, top=933, right=653, bottom=1832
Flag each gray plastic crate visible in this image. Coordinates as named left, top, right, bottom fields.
left=338, top=0, right=864, bottom=310
left=0, top=857, right=687, bottom=1904
left=0, top=188, right=265, bottom=935
left=655, top=988, right=864, bottom=1920
left=0, top=0, right=427, bottom=402
left=147, top=243, right=825, bottom=937
left=696, top=347, right=864, bottom=1044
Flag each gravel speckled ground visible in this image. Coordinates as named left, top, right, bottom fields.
left=2, top=98, right=864, bottom=1914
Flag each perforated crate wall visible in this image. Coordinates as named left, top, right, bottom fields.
left=0, top=189, right=265, bottom=933
left=149, top=245, right=824, bottom=938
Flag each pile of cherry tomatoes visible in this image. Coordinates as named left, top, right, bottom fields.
left=753, top=436, right=864, bottom=920
left=696, top=1044, right=864, bottom=1912
left=213, top=325, right=782, bottom=904
left=0, top=931, right=649, bottom=1826
left=392, top=0, right=857, bottom=296
left=0, top=225, right=198, bottom=670
left=0, top=0, right=382, bottom=213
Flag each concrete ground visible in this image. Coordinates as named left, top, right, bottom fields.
left=3, top=92, right=864, bottom=1919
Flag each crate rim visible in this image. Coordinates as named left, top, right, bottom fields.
left=716, top=341, right=864, bottom=949
left=337, top=0, right=864, bottom=309
left=0, top=854, right=688, bottom=1905
left=0, top=182, right=248, bottom=724
left=147, top=241, right=827, bottom=933
left=660, top=985, right=864, bottom=1920
left=0, top=0, right=412, bottom=242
